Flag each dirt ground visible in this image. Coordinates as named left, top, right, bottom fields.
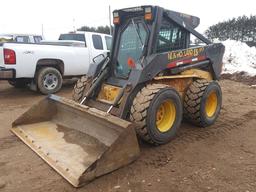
left=0, top=79, right=256, bottom=192
left=221, top=72, right=256, bottom=86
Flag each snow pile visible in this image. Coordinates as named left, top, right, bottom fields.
left=222, top=40, right=256, bottom=76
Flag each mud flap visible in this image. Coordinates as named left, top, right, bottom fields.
left=11, top=95, right=140, bottom=187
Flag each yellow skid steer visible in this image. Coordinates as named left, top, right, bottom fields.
left=11, top=6, right=225, bottom=187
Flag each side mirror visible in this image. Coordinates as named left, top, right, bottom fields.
left=93, top=54, right=106, bottom=63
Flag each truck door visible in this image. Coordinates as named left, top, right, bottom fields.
left=58, top=33, right=90, bottom=75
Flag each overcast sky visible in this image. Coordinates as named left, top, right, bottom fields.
left=0, top=0, right=255, bottom=39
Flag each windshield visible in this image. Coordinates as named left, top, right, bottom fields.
left=116, top=20, right=147, bottom=78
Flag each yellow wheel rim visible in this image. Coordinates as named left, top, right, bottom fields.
left=205, top=91, right=218, bottom=117
left=156, top=100, right=176, bottom=133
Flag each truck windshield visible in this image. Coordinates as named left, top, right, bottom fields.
left=116, top=20, right=147, bottom=78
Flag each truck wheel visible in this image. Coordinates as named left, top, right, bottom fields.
left=36, top=67, right=63, bottom=95
left=72, top=76, right=89, bottom=102
left=184, top=79, right=222, bottom=127
left=130, top=84, right=182, bottom=145
left=8, top=79, right=29, bottom=88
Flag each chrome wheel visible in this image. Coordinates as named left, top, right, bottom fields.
left=43, top=73, right=58, bottom=90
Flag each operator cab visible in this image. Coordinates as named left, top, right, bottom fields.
left=109, top=6, right=205, bottom=84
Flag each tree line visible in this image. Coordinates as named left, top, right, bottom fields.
left=205, top=15, right=256, bottom=45
left=77, top=25, right=111, bottom=34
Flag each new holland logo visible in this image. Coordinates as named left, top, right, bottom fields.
left=168, top=47, right=204, bottom=61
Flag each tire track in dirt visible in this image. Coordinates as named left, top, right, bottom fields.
left=139, top=110, right=256, bottom=169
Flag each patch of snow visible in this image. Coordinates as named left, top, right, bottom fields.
left=221, top=40, right=256, bottom=76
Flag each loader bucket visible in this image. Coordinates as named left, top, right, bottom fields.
left=11, top=95, right=140, bottom=187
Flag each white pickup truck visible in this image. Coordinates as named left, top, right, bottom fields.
left=0, top=31, right=112, bottom=94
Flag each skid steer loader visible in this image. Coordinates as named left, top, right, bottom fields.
left=11, top=5, right=225, bottom=187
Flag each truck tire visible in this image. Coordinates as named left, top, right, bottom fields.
left=72, top=76, right=89, bottom=102
left=36, top=67, right=63, bottom=95
left=130, top=84, right=183, bottom=145
left=8, top=79, right=29, bottom=88
left=184, top=79, right=222, bottom=127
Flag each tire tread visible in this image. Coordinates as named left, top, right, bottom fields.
left=184, top=79, right=209, bottom=126
left=72, top=76, right=88, bottom=102
left=130, top=84, right=168, bottom=144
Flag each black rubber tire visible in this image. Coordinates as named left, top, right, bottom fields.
left=130, top=84, right=183, bottom=145
left=36, top=67, right=63, bottom=95
left=184, top=79, right=222, bottom=127
left=72, top=76, right=89, bottom=102
left=8, top=79, right=29, bottom=88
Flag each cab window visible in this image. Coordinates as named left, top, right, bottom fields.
left=116, top=20, right=147, bottom=78
left=157, top=19, right=187, bottom=52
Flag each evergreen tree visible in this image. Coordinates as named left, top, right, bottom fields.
left=205, top=15, right=256, bottom=46
left=77, top=25, right=112, bottom=34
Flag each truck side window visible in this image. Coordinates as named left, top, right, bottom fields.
left=92, top=35, right=103, bottom=50
left=156, top=19, right=187, bottom=53
left=105, top=36, right=112, bottom=50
